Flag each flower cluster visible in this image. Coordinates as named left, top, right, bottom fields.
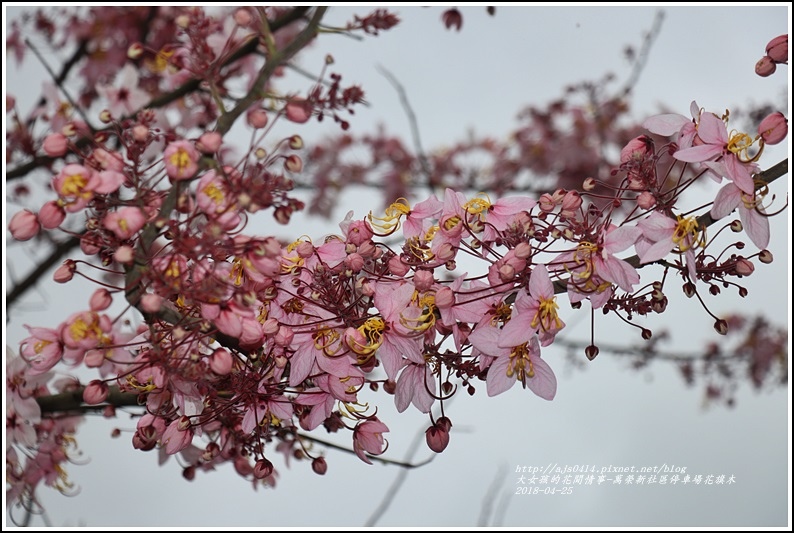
left=4, top=6, right=788, bottom=518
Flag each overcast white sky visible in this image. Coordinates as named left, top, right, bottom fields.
left=3, top=4, right=791, bottom=528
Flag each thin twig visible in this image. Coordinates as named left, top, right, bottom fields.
left=478, top=464, right=510, bottom=526
left=24, top=38, right=94, bottom=130
left=377, top=65, right=434, bottom=193
left=298, top=433, right=433, bottom=470
left=619, top=9, right=665, bottom=97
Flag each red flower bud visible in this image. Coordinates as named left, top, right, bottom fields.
left=755, top=56, right=776, bottom=77
left=441, top=8, right=463, bottom=31
left=765, top=34, right=788, bottom=63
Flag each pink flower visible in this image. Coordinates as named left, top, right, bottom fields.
left=673, top=112, right=756, bottom=194
left=469, top=325, right=556, bottom=399
left=19, top=326, right=64, bottom=375
left=370, top=281, right=426, bottom=380
left=164, top=140, right=200, bottom=181
left=9, top=210, right=40, bottom=241
left=52, top=164, right=97, bottom=212
left=96, top=64, right=150, bottom=118
left=462, top=192, right=536, bottom=243
left=636, top=212, right=702, bottom=282
left=102, top=206, right=146, bottom=240
left=710, top=183, right=769, bottom=250
left=162, top=416, right=193, bottom=455
left=352, top=418, right=389, bottom=464
left=552, top=224, right=641, bottom=305
left=499, top=265, right=565, bottom=347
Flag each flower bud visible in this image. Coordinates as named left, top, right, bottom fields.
left=637, top=191, right=656, bottom=210
left=90, top=288, right=113, bottom=311
left=233, top=8, right=252, bottom=27
left=9, top=209, right=41, bottom=241
left=54, top=259, right=76, bottom=283
left=441, top=8, right=463, bottom=31
left=210, top=348, right=234, bottom=375
left=127, top=42, right=144, bottom=59
left=289, top=135, right=303, bottom=150
left=253, top=458, right=274, bottom=479
left=43, top=133, right=69, bottom=157
left=312, top=457, right=328, bottom=475
left=682, top=282, right=696, bottom=298
left=514, top=242, right=531, bottom=259
left=246, top=107, right=269, bottom=129
left=83, top=380, right=110, bottom=404
left=140, top=293, right=163, bottom=313
left=426, top=421, right=450, bottom=453
left=734, top=257, right=754, bottom=277
left=582, top=177, right=597, bottom=191
left=765, top=34, right=788, bottom=63
left=197, top=131, right=222, bottom=153
left=285, top=98, right=311, bottom=123
left=388, top=255, right=409, bottom=277
left=714, top=319, right=728, bottom=335
left=755, top=56, right=776, bottom=77
left=131, top=124, right=149, bottom=142
left=284, top=154, right=303, bottom=172
left=413, top=270, right=434, bottom=291
left=758, top=250, right=773, bottom=264
left=585, top=345, right=599, bottom=361
left=757, top=111, right=788, bottom=145
left=729, top=220, right=743, bottom=233
left=538, top=193, right=556, bottom=212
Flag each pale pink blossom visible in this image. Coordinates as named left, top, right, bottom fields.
left=163, top=140, right=200, bottom=181
left=499, top=265, right=565, bottom=347
left=710, top=183, right=769, bottom=249
left=469, top=325, right=556, bottom=399
left=103, top=206, right=146, bottom=240
left=352, top=418, right=389, bottom=464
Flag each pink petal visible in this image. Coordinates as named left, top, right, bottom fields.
left=674, top=144, right=722, bottom=163
left=696, top=112, right=729, bottom=145
left=642, top=114, right=689, bottom=136
left=486, top=357, right=515, bottom=397
left=527, top=354, right=557, bottom=401
left=710, top=184, right=741, bottom=219
left=740, top=206, right=770, bottom=249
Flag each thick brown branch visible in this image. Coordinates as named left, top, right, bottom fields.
left=36, top=385, right=140, bottom=415
left=216, top=7, right=327, bottom=135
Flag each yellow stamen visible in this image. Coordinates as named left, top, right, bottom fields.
left=672, top=216, right=706, bottom=252
left=368, top=199, right=411, bottom=232
left=506, top=342, right=535, bottom=383
left=531, top=297, right=562, bottom=332
left=463, top=193, right=492, bottom=216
